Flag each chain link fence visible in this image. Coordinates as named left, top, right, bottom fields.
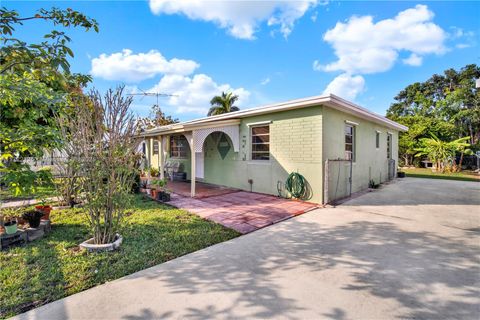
left=324, top=159, right=352, bottom=205
left=19, top=156, right=69, bottom=177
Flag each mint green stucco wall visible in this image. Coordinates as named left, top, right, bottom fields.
left=203, top=106, right=324, bottom=203
left=322, top=107, right=399, bottom=201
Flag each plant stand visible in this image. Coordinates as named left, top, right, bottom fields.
left=0, top=220, right=52, bottom=250
left=0, top=230, right=27, bottom=250
left=26, top=220, right=51, bottom=241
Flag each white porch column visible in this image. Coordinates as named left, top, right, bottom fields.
left=159, top=136, right=164, bottom=179
left=190, top=133, right=196, bottom=197
left=146, top=138, right=152, bottom=168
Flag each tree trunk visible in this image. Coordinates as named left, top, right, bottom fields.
left=458, top=152, right=464, bottom=172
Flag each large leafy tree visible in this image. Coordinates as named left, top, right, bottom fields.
left=207, top=91, right=240, bottom=116
left=137, top=104, right=178, bottom=131
left=0, top=7, right=98, bottom=195
left=387, top=64, right=480, bottom=167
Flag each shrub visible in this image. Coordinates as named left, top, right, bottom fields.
left=61, top=86, right=140, bottom=244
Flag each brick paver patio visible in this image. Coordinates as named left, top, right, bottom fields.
left=169, top=191, right=319, bottom=234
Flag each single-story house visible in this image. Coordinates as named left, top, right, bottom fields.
left=140, top=94, right=407, bottom=204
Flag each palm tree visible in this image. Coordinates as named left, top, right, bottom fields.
left=207, top=91, right=240, bottom=116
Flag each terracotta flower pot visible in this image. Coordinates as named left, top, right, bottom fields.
left=35, top=205, right=52, bottom=220
left=151, top=189, right=158, bottom=199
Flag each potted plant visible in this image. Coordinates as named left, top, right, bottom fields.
left=2, top=210, right=18, bottom=235
left=150, top=183, right=158, bottom=199
left=22, top=210, right=44, bottom=229
left=4, top=219, right=18, bottom=235
left=35, top=198, right=52, bottom=220
left=150, top=167, right=159, bottom=178
left=139, top=180, right=148, bottom=193
left=1, top=208, right=21, bottom=234
left=368, top=179, right=380, bottom=189
left=152, top=178, right=171, bottom=202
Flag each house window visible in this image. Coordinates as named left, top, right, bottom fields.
left=345, top=124, right=355, bottom=161
left=251, top=125, right=270, bottom=160
left=376, top=131, right=380, bottom=149
left=153, top=140, right=159, bottom=155
left=142, top=142, right=146, bottom=155
left=170, top=135, right=187, bottom=158
left=387, top=133, right=392, bottom=159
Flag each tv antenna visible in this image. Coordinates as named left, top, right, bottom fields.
left=127, top=89, right=178, bottom=107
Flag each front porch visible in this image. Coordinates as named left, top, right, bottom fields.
left=142, top=119, right=241, bottom=198
left=166, top=180, right=238, bottom=198
left=168, top=189, right=319, bottom=234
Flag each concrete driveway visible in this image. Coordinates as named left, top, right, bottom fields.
left=14, top=178, right=480, bottom=320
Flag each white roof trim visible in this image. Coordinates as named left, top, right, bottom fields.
left=247, top=120, right=272, bottom=127
left=142, top=94, right=407, bottom=137
left=345, top=120, right=359, bottom=126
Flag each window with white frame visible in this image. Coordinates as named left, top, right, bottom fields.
left=170, top=135, right=187, bottom=158
left=345, top=124, right=355, bottom=161
left=251, top=125, right=270, bottom=160
left=153, top=140, right=159, bottom=155
left=376, top=131, right=380, bottom=149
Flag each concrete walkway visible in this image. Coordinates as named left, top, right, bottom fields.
left=13, top=178, right=480, bottom=320
left=0, top=197, right=60, bottom=209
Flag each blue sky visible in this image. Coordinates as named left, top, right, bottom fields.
left=7, top=0, right=480, bottom=121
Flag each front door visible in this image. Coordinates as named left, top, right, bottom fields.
left=195, top=152, right=204, bottom=179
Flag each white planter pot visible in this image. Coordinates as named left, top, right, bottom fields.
left=80, top=233, right=123, bottom=252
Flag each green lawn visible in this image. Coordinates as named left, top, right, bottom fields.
left=0, top=185, right=57, bottom=203
left=0, top=195, right=239, bottom=318
left=401, top=168, right=480, bottom=182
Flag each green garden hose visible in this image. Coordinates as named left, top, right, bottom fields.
left=285, top=172, right=306, bottom=199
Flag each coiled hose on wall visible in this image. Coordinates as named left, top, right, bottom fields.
left=285, top=172, right=306, bottom=199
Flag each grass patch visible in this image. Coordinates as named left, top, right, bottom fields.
left=401, top=168, right=479, bottom=182
left=0, top=195, right=239, bottom=318
left=0, top=185, right=57, bottom=202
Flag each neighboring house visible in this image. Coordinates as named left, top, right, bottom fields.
left=140, top=94, right=407, bottom=204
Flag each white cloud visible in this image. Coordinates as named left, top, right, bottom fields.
left=149, top=0, right=320, bottom=39
left=402, top=53, right=423, bottom=66
left=318, top=5, right=447, bottom=100
left=260, top=77, right=271, bottom=85
left=456, top=43, right=471, bottom=49
left=91, top=49, right=199, bottom=83
left=449, top=27, right=476, bottom=49
left=93, top=49, right=249, bottom=116
left=322, top=73, right=365, bottom=101
left=148, top=74, right=250, bottom=114
left=318, top=5, right=446, bottom=74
